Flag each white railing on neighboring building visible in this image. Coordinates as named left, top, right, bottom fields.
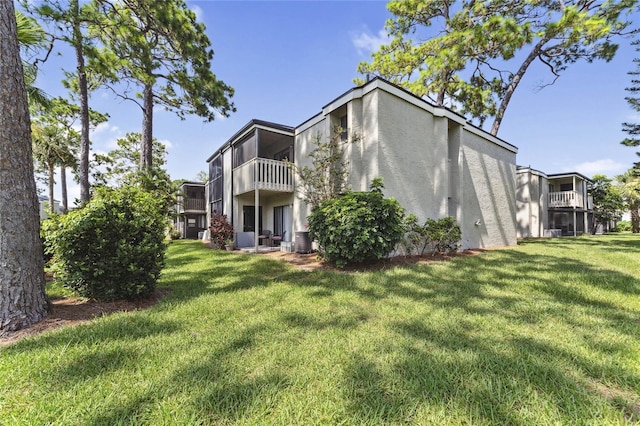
left=234, top=158, right=294, bottom=194
left=548, top=191, right=585, bottom=208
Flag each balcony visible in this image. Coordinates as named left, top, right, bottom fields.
left=184, top=198, right=205, bottom=211
left=176, top=197, right=205, bottom=213
left=548, top=191, right=585, bottom=208
left=234, top=158, right=294, bottom=195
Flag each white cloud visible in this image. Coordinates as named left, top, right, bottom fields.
left=351, top=28, right=389, bottom=55
left=91, top=121, right=120, bottom=137
left=624, top=112, right=640, bottom=123
left=191, top=5, right=204, bottom=22
left=565, top=159, right=628, bottom=177
left=89, top=121, right=125, bottom=150
left=157, top=138, right=173, bottom=150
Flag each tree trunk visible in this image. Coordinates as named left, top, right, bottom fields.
left=631, top=204, right=640, bottom=233
left=73, top=0, right=91, bottom=204
left=490, top=39, right=546, bottom=136
left=48, top=162, right=55, bottom=215
left=0, top=0, right=48, bottom=334
left=140, top=83, right=154, bottom=172
left=60, top=165, right=68, bottom=213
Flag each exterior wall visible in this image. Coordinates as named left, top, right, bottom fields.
left=292, top=83, right=517, bottom=251
left=293, top=117, right=328, bottom=240
left=516, top=168, right=548, bottom=238
left=207, top=79, right=520, bottom=253
left=374, top=90, right=449, bottom=221
left=222, top=147, right=233, bottom=224
left=39, top=198, right=61, bottom=220
left=459, top=130, right=517, bottom=249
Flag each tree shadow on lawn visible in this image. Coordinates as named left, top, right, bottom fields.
left=519, top=234, right=640, bottom=254
left=286, top=251, right=640, bottom=423
left=4, top=241, right=640, bottom=423
left=86, top=323, right=290, bottom=425
left=342, top=322, right=640, bottom=424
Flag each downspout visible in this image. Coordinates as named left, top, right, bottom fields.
left=573, top=175, right=577, bottom=236
left=254, top=128, right=259, bottom=253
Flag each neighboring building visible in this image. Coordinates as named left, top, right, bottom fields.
left=516, top=167, right=594, bottom=238
left=39, top=196, right=62, bottom=220
left=206, top=77, right=518, bottom=252
left=173, top=181, right=207, bottom=239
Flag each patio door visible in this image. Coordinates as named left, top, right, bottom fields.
left=274, top=205, right=291, bottom=241
left=243, top=206, right=262, bottom=233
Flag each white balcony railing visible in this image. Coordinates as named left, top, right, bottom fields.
left=548, top=191, right=585, bottom=208
left=234, top=158, right=294, bottom=194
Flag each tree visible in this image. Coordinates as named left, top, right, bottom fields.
left=28, top=0, right=101, bottom=204
left=0, top=0, right=48, bottom=333
left=288, top=126, right=360, bottom=209
left=617, top=169, right=640, bottom=233
left=31, top=97, right=105, bottom=212
left=357, top=0, right=636, bottom=135
left=92, top=132, right=177, bottom=215
left=31, top=120, right=78, bottom=214
left=93, top=0, right=235, bottom=172
left=590, top=174, right=624, bottom=232
left=195, top=170, right=208, bottom=183
left=16, top=10, right=49, bottom=108
left=93, top=132, right=169, bottom=186
left=622, top=39, right=640, bottom=170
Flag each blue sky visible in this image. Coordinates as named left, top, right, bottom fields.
left=33, top=1, right=640, bottom=203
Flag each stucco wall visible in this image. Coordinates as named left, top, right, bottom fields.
left=291, top=83, right=517, bottom=252
left=374, top=90, right=449, bottom=221
left=293, top=118, right=327, bottom=236
left=222, top=148, right=233, bottom=224
left=516, top=168, right=547, bottom=238
left=459, top=130, right=517, bottom=249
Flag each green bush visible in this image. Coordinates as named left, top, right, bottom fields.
left=45, top=186, right=167, bottom=301
left=169, top=227, right=182, bottom=240
left=308, top=178, right=405, bottom=267
left=403, top=214, right=462, bottom=256
left=613, top=220, right=631, bottom=232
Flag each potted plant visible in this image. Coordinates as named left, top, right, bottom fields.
left=224, top=238, right=234, bottom=251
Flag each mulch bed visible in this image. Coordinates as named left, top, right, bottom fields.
left=0, top=288, right=170, bottom=347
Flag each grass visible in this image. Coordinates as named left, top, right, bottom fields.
left=2, top=234, right=640, bottom=425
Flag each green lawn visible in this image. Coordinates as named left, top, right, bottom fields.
left=2, top=235, right=640, bottom=425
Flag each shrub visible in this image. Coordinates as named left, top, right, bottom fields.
left=424, top=216, right=462, bottom=255
left=613, top=220, right=631, bottom=232
left=46, top=186, right=167, bottom=301
left=209, top=213, right=234, bottom=249
left=402, top=215, right=462, bottom=256
left=169, top=227, right=182, bottom=240
left=308, top=178, right=405, bottom=267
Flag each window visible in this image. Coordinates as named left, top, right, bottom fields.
left=560, top=183, right=573, bottom=192
left=242, top=206, right=262, bottom=232
left=233, top=134, right=256, bottom=168
left=187, top=218, right=196, bottom=228
left=209, top=154, right=223, bottom=215
left=273, top=146, right=291, bottom=162
left=340, top=114, right=348, bottom=141
left=274, top=206, right=285, bottom=236
left=211, top=201, right=222, bottom=216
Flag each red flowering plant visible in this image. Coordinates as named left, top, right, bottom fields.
left=209, top=213, right=234, bottom=249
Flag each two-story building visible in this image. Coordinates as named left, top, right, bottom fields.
left=516, top=166, right=594, bottom=238
left=173, top=181, right=207, bottom=239
left=205, top=77, right=518, bottom=253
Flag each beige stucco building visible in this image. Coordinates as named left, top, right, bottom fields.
left=516, top=166, right=594, bottom=238
left=206, top=78, right=519, bottom=253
